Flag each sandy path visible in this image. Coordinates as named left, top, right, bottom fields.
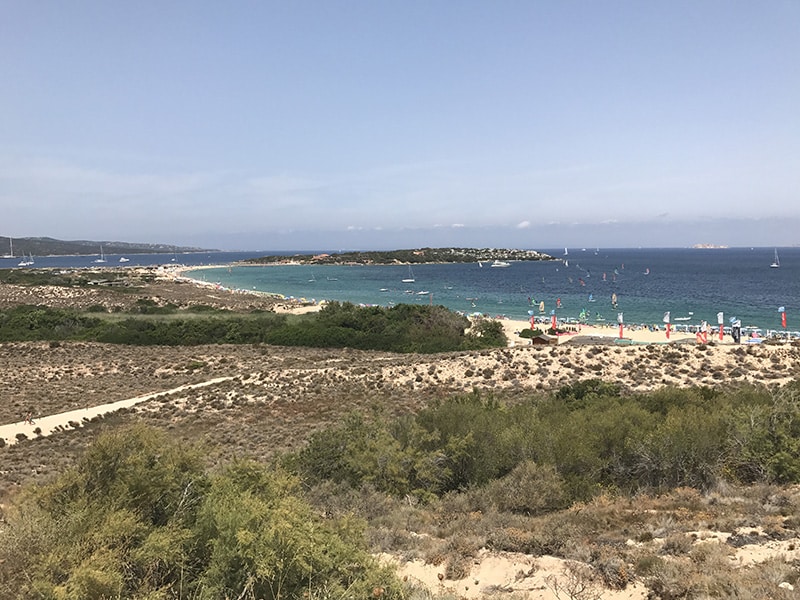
left=0, top=377, right=234, bottom=446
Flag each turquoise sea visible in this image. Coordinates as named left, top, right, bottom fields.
left=185, top=247, right=800, bottom=336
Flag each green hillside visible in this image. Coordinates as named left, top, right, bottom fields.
left=1, top=236, right=209, bottom=257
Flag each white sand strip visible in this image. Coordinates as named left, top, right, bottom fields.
left=0, top=377, right=234, bottom=446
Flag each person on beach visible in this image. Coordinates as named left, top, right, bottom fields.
left=731, top=319, right=742, bottom=344
left=24, top=412, right=34, bottom=425
left=698, top=321, right=709, bottom=344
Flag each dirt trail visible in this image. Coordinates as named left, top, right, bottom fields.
left=0, top=377, right=233, bottom=446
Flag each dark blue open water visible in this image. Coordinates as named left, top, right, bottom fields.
left=3, top=247, right=797, bottom=334
left=182, top=247, right=798, bottom=334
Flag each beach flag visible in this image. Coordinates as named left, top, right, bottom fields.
left=779, top=306, right=787, bottom=329
left=550, top=309, right=557, bottom=331
left=717, top=312, right=724, bottom=340
left=663, top=311, right=671, bottom=339
left=617, top=312, right=624, bottom=339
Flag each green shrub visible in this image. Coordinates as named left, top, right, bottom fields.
left=131, top=298, right=176, bottom=314
left=289, top=383, right=800, bottom=508
left=0, top=425, right=399, bottom=600
left=0, top=305, right=101, bottom=341
left=555, top=378, right=622, bottom=404
left=463, top=318, right=507, bottom=348
left=0, top=301, right=502, bottom=352
left=485, top=460, right=569, bottom=515
left=194, top=460, right=399, bottom=600
left=518, top=328, right=544, bottom=338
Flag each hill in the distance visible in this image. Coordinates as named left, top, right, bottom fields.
left=1, top=236, right=211, bottom=257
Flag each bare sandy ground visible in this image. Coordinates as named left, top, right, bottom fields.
left=382, top=551, right=652, bottom=600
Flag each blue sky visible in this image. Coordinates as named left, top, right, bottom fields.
left=1, top=1, right=798, bottom=250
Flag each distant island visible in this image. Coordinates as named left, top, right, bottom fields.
left=244, top=247, right=555, bottom=265
left=1, top=236, right=210, bottom=257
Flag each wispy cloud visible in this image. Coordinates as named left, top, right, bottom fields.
left=2, top=150, right=793, bottom=248
left=0, top=156, right=220, bottom=198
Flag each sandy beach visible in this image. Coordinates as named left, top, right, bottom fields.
left=496, top=316, right=728, bottom=346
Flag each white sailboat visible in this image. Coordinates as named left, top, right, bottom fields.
left=93, top=245, right=107, bottom=263
left=17, top=252, right=34, bottom=267
left=2, top=239, right=13, bottom=259
left=401, top=266, right=415, bottom=283
left=770, top=249, right=780, bottom=268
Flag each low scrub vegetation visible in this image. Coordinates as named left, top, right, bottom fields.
left=290, top=380, right=800, bottom=503
left=0, top=426, right=398, bottom=600
left=0, top=302, right=505, bottom=352
left=4, top=381, right=800, bottom=598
